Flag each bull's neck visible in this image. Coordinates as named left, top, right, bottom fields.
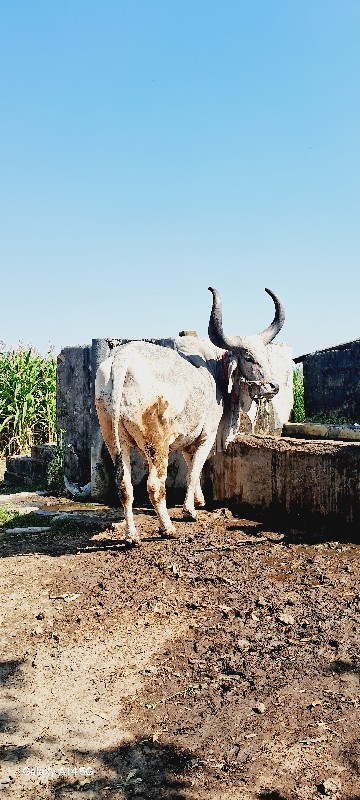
left=209, top=352, right=228, bottom=390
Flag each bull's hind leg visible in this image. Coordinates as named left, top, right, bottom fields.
left=115, top=439, right=140, bottom=545
left=140, top=398, right=175, bottom=535
left=146, top=450, right=175, bottom=536
left=110, top=425, right=140, bottom=544
left=94, top=407, right=140, bottom=544
left=95, top=399, right=137, bottom=542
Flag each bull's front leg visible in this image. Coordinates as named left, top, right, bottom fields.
left=182, top=451, right=205, bottom=509
left=183, top=435, right=215, bottom=519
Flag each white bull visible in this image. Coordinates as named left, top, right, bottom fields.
left=95, top=286, right=285, bottom=544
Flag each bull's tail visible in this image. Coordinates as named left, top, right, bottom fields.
left=110, top=353, right=130, bottom=455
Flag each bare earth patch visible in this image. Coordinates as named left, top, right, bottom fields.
left=0, top=483, right=359, bottom=799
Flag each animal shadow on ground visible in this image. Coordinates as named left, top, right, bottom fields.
left=0, top=505, right=170, bottom=559
left=52, top=739, right=199, bottom=799
left=226, top=502, right=360, bottom=546
left=258, top=792, right=360, bottom=800
left=258, top=793, right=289, bottom=800
left=0, top=659, right=23, bottom=687
left=0, top=660, right=33, bottom=764
left=326, top=659, right=360, bottom=676
left=0, top=527, right=130, bottom=559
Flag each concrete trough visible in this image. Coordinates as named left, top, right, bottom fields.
left=205, top=434, right=360, bottom=534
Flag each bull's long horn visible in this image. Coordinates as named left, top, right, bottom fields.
left=260, top=288, right=285, bottom=344
left=208, top=287, right=244, bottom=351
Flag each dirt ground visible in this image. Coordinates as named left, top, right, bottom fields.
left=0, top=468, right=359, bottom=799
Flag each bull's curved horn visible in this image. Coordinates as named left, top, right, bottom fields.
left=208, top=287, right=244, bottom=351
left=260, top=288, right=285, bottom=344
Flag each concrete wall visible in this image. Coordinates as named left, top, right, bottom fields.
left=300, top=340, right=360, bottom=421
left=205, top=434, right=360, bottom=531
left=90, top=338, right=114, bottom=501
left=56, top=345, right=92, bottom=486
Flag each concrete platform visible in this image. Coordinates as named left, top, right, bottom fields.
left=4, top=444, right=57, bottom=487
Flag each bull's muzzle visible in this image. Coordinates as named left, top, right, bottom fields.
left=249, top=381, right=279, bottom=401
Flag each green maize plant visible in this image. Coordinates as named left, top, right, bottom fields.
left=0, top=344, right=57, bottom=455
left=292, top=365, right=305, bottom=423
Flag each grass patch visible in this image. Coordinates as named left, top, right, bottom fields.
left=0, top=510, right=54, bottom=541
left=0, top=507, right=104, bottom=543
left=0, top=507, right=21, bottom=528
left=0, top=511, right=50, bottom=530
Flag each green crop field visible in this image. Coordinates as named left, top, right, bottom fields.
left=0, top=344, right=56, bottom=456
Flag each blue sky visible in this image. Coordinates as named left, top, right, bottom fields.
left=0, top=1, right=359, bottom=358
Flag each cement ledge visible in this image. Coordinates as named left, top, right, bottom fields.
left=226, top=433, right=360, bottom=455
left=283, top=422, right=360, bottom=442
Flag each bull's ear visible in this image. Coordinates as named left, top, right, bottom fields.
left=227, top=355, right=238, bottom=394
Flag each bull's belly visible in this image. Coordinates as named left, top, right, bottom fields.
left=169, top=426, right=205, bottom=452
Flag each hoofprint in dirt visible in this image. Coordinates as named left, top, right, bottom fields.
left=0, top=489, right=359, bottom=800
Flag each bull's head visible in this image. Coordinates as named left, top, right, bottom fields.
left=208, top=286, right=285, bottom=402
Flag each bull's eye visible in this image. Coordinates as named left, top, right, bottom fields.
left=244, top=355, right=254, bottom=363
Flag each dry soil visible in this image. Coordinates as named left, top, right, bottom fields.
left=0, top=476, right=359, bottom=800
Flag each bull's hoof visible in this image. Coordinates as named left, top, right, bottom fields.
left=159, top=524, right=176, bottom=538
left=125, top=535, right=141, bottom=548
left=194, top=491, right=205, bottom=507
left=182, top=505, right=197, bottom=520
left=111, top=520, right=126, bottom=533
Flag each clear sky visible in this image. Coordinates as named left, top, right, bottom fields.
left=1, top=1, right=359, bottom=358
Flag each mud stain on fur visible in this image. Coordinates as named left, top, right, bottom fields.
left=142, top=399, right=172, bottom=503
left=142, top=399, right=171, bottom=464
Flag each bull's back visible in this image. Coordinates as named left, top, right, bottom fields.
left=116, top=342, right=215, bottom=440
left=114, top=342, right=207, bottom=404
